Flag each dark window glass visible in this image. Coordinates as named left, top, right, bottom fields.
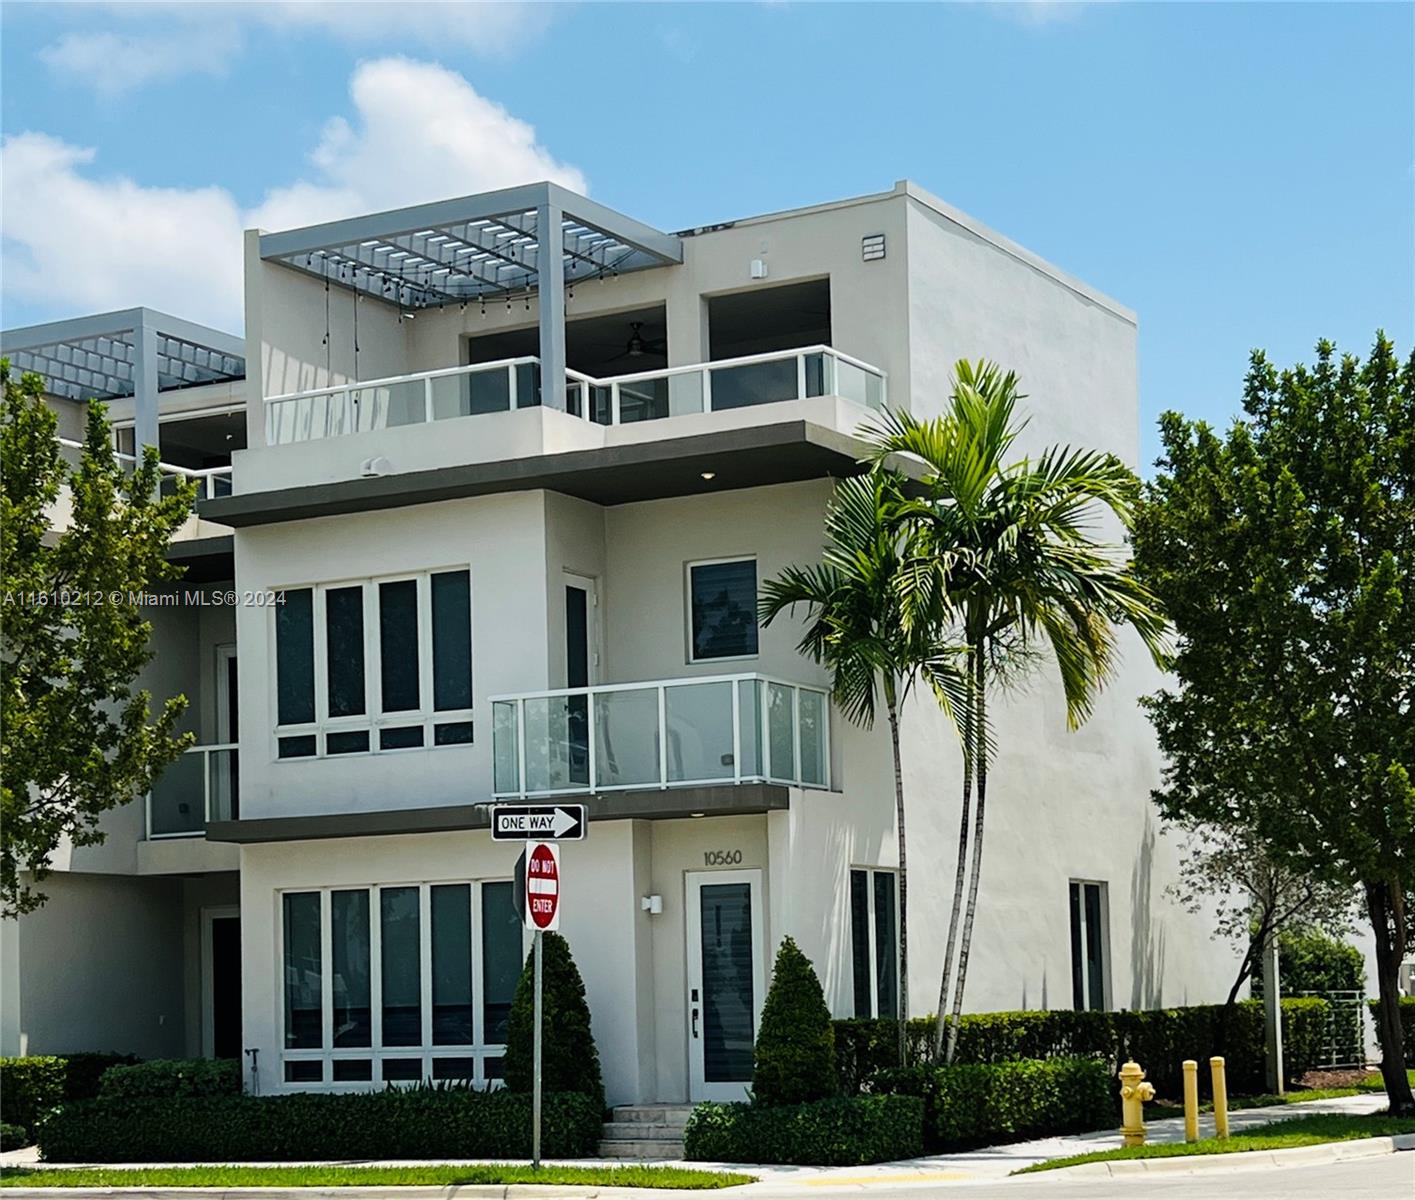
left=331, top=890, right=371, bottom=1047
left=690, top=560, right=758, bottom=660
left=432, top=884, right=473, bottom=1045
left=276, top=589, right=315, bottom=725
left=483, top=1055, right=505, bottom=1081
left=699, top=882, right=755, bottom=1082
left=432, top=571, right=472, bottom=711
left=326, top=729, right=369, bottom=755
left=325, top=586, right=366, bottom=717
left=332, top=1059, right=372, bottom=1082
left=1084, top=883, right=1106, bottom=1011
left=381, top=887, right=421, bottom=1046
left=434, top=721, right=474, bottom=746
left=278, top=734, right=317, bottom=759
left=282, top=892, right=322, bottom=1049
left=565, top=585, right=589, bottom=689
left=481, top=881, right=521, bottom=1043
left=379, top=580, right=420, bottom=713
left=873, top=872, right=898, bottom=1022
left=1069, top=881, right=1107, bottom=1011
left=381, top=1058, right=422, bottom=1082
left=1069, top=883, right=1085, bottom=1010
left=431, top=1057, right=476, bottom=1080
left=380, top=726, right=425, bottom=751
left=849, top=870, right=872, bottom=1018
left=284, top=1060, right=322, bottom=1083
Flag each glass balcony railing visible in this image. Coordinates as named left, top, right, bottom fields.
left=146, top=743, right=239, bottom=838
left=265, top=346, right=885, bottom=445
left=491, top=674, right=830, bottom=799
left=57, top=438, right=233, bottom=500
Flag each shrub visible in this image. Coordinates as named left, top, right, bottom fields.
left=1252, top=928, right=1366, bottom=998
left=53, top=1053, right=139, bottom=1102
left=753, top=938, right=837, bottom=1105
left=99, top=1059, right=240, bottom=1100
left=871, top=1058, right=1112, bottom=1152
left=0, top=1057, right=64, bottom=1134
left=1368, top=997, right=1415, bottom=1067
left=503, top=931, right=603, bottom=1107
left=683, top=1094, right=922, bottom=1166
left=36, top=1090, right=603, bottom=1163
left=1, top=1122, right=29, bottom=1152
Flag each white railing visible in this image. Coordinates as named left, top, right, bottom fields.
left=57, top=437, right=233, bottom=501
left=490, top=673, right=830, bottom=799
left=145, top=743, right=238, bottom=838
left=264, top=345, right=886, bottom=445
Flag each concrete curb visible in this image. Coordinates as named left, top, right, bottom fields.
left=1022, top=1132, right=1415, bottom=1180
left=0, top=1188, right=745, bottom=1200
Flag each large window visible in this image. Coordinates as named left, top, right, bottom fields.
left=1069, top=880, right=1111, bottom=1012
left=849, top=868, right=898, bottom=1019
left=279, top=880, right=521, bottom=1087
left=274, top=569, right=474, bottom=759
left=687, top=558, right=759, bottom=662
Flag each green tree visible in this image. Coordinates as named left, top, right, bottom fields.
left=752, top=936, right=837, bottom=1105
left=1133, top=333, right=1414, bottom=1114
left=867, top=361, right=1168, bottom=1063
left=1, top=363, right=195, bottom=916
left=1250, top=926, right=1366, bottom=998
left=503, top=931, right=604, bottom=1107
left=759, top=470, right=965, bottom=1066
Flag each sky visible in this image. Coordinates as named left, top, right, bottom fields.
left=1, top=0, right=1411, bottom=468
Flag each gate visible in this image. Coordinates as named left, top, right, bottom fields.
left=1300, top=990, right=1366, bottom=1069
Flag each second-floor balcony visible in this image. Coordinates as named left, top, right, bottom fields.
left=491, top=673, right=831, bottom=799
left=263, top=345, right=885, bottom=446
left=145, top=743, right=238, bottom=838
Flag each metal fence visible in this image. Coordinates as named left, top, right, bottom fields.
left=1300, top=989, right=1367, bottom=1068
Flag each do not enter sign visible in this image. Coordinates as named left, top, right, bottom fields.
left=524, top=841, right=560, bottom=931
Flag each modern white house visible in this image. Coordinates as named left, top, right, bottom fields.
left=3, top=180, right=1250, bottom=1106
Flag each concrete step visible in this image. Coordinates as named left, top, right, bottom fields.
left=609, top=1104, right=694, bottom=1126
left=597, top=1137, right=683, bottom=1161
left=601, top=1121, right=686, bottom=1141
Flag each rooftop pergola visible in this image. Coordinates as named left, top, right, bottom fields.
left=1, top=307, right=246, bottom=450
left=259, top=182, right=683, bottom=409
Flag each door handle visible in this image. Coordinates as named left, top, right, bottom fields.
left=691, top=1007, right=700, bottom=1039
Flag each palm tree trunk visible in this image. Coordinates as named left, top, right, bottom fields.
left=886, top=687, right=909, bottom=1068
left=945, top=649, right=987, bottom=1064
left=931, top=647, right=976, bottom=1062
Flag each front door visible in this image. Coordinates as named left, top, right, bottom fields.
left=686, top=870, right=765, bottom=1101
left=203, top=908, right=242, bottom=1059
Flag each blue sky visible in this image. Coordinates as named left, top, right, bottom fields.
left=2, top=1, right=1411, bottom=467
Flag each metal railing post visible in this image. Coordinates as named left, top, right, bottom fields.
left=731, top=680, right=741, bottom=784
left=586, top=690, right=597, bottom=792
left=796, top=353, right=807, bottom=401
left=657, top=685, right=669, bottom=788
left=509, top=364, right=519, bottom=410
left=423, top=376, right=434, bottom=424
left=703, top=367, right=713, bottom=413
left=516, top=700, right=528, bottom=799
left=611, top=382, right=621, bottom=425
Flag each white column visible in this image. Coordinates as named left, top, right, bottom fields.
left=537, top=202, right=566, bottom=411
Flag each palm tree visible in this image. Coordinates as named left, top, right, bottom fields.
left=865, top=360, right=1169, bottom=1063
left=759, top=469, right=966, bottom=1066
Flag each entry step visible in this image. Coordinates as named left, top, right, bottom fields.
left=597, top=1104, right=693, bottom=1160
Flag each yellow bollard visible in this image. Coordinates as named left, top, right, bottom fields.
left=1182, top=1059, right=1199, bottom=1143
left=1210, top=1056, right=1229, bottom=1139
left=1118, top=1060, right=1156, bottom=1148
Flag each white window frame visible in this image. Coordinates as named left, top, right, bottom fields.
left=685, top=555, right=760, bottom=665
left=850, top=867, right=899, bottom=1019
left=275, top=878, right=522, bottom=1091
left=273, top=567, right=474, bottom=761
left=1069, top=878, right=1112, bottom=1012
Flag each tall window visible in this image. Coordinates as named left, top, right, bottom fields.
left=279, top=880, right=519, bottom=1087
left=1069, top=880, right=1110, bottom=1011
left=274, top=569, right=473, bottom=758
left=688, top=558, right=758, bottom=661
left=849, top=868, right=898, bottom=1019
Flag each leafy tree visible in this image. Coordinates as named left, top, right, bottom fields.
left=867, top=361, right=1168, bottom=1062
left=503, top=930, right=604, bottom=1106
left=1250, top=926, right=1366, bottom=998
left=1133, top=334, right=1414, bottom=1114
left=752, top=937, right=837, bottom=1105
left=1, top=362, right=195, bottom=916
left=759, top=470, right=966, bottom=1066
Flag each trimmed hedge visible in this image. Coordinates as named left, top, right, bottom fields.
left=53, top=1053, right=139, bottom=1102
left=684, top=1095, right=923, bottom=1166
left=1, top=1122, right=28, bottom=1152
left=37, top=1090, right=603, bottom=1163
left=0, top=1057, right=65, bottom=1134
left=871, top=1058, right=1113, bottom=1152
left=835, top=999, right=1331, bottom=1098
left=1368, top=997, right=1415, bottom=1067
left=99, top=1058, right=240, bottom=1100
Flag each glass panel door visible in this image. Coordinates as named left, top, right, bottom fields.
left=686, top=870, right=764, bottom=1101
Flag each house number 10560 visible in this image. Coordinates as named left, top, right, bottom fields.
left=703, top=850, right=743, bottom=866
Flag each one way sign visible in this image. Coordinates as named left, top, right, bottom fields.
left=491, top=803, right=587, bottom=842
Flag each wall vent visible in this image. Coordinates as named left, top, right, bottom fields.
left=861, top=233, right=886, bottom=262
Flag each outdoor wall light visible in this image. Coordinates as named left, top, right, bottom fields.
left=700, top=471, right=716, bottom=481
left=641, top=895, right=664, bottom=915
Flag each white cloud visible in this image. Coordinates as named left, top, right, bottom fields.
left=38, top=26, right=237, bottom=97
left=1, top=58, right=586, bottom=330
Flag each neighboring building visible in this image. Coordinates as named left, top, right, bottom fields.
left=4, top=181, right=1246, bottom=1101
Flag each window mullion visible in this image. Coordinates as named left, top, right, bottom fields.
left=867, top=873, right=879, bottom=1019
left=470, top=883, right=484, bottom=1069
left=419, top=884, right=433, bottom=1055
left=366, top=582, right=380, bottom=742
left=370, top=885, right=384, bottom=1057
left=420, top=574, right=434, bottom=730
left=320, top=890, right=334, bottom=1057
left=313, top=586, right=329, bottom=728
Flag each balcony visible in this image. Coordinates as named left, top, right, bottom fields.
left=264, top=346, right=885, bottom=446
left=145, top=743, right=238, bottom=838
left=57, top=436, right=233, bottom=500
left=490, top=673, right=831, bottom=799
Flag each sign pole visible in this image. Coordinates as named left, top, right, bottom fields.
left=532, top=927, right=544, bottom=1168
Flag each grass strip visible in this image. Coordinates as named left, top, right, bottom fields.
left=1143, top=1069, right=1415, bottom=1116
left=1016, top=1112, right=1415, bottom=1174
left=0, top=1164, right=754, bottom=1190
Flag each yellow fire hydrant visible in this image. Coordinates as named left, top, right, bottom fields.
left=1118, top=1060, right=1156, bottom=1147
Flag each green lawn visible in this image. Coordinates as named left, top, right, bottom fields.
left=0, top=1165, right=753, bottom=1190
left=1016, top=1112, right=1415, bottom=1174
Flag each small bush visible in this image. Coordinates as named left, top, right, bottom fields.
left=503, top=932, right=603, bottom=1107
left=99, top=1059, right=240, bottom=1100
left=753, top=938, right=837, bottom=1105
left=0, top=1057, right=64, bottom=1134
left=1252, top=928, right=1366, bottom=998
left=1368, top=997, right=1415, bottom=1067
left=871, top=1057, right=1113, bottom=1152
left=53, top=1053, right=140, bottom=1102
left=1, top=1122, right=29, bottom=1152
left=684, top=1094, right=923, bottom=1166
left=37, top=1090, right=603, bottom=1163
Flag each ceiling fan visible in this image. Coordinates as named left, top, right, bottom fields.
left=608, top=321, right=667, bottom=361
